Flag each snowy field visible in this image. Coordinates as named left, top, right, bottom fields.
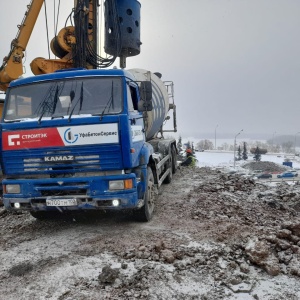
left=194, top=151, right=300, bottom=170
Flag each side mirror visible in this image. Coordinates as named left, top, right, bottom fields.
left=138, top=81, right=153, bottom=112
left=140, top=81, right=152, bottom=101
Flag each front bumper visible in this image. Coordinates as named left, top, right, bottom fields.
left=3, top=174, right=142, bottom=212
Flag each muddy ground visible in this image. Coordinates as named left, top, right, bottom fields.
left=0, top=166, right=300, bottom=299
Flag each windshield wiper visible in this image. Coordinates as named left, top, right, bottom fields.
left=79, top=83, right=84, bottom=111
left=96, top=81, right=114, bottom=120
left=38, top=85, right=59, bottom=124
left=111, top=81, right=114, bottom=110
left=51, top=86, right=59, bottom=114
left=37, top=109, right=46, bottom=124
left=68, top=83, right=83, bottom=122
left=38, top=107, right=50, bottom=124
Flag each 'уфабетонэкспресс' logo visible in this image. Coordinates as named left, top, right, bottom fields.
left=64, top=128, right=79, bottom=144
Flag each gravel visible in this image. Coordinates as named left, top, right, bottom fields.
left=0, top=166, right=300, bottom=299
left=242, top=161, right=289, bottom=173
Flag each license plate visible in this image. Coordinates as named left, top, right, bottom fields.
left=46, top=198, right=77, bottom=206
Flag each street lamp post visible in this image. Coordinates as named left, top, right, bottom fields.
left=294, top=132, right=300, bottom=157
left=233, top=129, right=243, bottom=168
left=215, top=124, right=218, bottom=150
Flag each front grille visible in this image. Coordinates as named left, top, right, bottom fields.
left=24, top=154, right=100, bottom=171
left=23, top=154, right=101, bottom=172
left=37, top=181, right=87, bottom=187
left=3, top=144, right=122, bottom=175
left=40, top=189, right=87, bottom=197
left=34, top=179, right=89, bottom=197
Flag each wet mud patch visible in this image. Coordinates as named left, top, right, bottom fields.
left=8, top=262, right=33, bottom=276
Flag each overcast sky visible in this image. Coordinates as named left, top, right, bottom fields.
left=1, top=0, right=300, bottom=139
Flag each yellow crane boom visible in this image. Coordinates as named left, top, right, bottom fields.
left=0, top=0, right=44, bottom=92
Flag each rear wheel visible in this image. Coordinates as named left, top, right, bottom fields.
left=164, top=146, right=176, bottom=184
left=171, top=145, right=177, bottom=174
left=163, top=161, right=173, bottom=184
left=135, top=167, right=156, bottom=222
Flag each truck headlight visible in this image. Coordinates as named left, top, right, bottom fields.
left=14, top=203, right=21, bottom=209
left=112, top=199, right=120, bottom=206
left=4, top=184, right=21, bottom=194
left=109, top=179, right=133, bottom=190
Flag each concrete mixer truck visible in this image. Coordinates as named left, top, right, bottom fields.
left=0, top=67, right=177, bottom=221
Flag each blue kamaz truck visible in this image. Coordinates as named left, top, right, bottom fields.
left=0, top=67, right=177, bottom=221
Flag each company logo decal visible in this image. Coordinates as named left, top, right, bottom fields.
left=44, top=155, right=74, bottom=162
left=3, top=124, right=119, bottom=150
left=8, top=134, right=21, bottom=146
left=132, top=129, right=143, bottom=138
left=3, top=131, right=52, bottom=150
left=64, top=128, right=79, bottom=144
left=131, top=125, right=144, bottom=142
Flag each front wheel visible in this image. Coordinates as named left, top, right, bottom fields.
left=134, top=167, right=156, bottom=222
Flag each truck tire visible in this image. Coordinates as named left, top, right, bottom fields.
left=171, top=145, right=177, bottom=174
left=164, top=147, right=174, bottom=184
left=135, top=167, right=155, bottom=222
left=163, top=163, right=172, bottom=184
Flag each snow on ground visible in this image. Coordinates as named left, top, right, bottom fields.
left=1, top=151, right=300, bottom=299
left=195, top=150, right=300, bottom=170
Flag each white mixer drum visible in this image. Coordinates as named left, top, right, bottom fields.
left=129, top=68, right=169, bottom=140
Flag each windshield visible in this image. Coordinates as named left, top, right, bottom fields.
left=3, top=77, right=123, bottom=122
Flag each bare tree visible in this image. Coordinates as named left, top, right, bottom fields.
left=281, top=141, right=293, bottom=153
left=221, top=142, right=229, bottom=151
left=196, top=140, right=214, bottom=151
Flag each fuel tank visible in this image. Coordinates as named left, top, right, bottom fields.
left=129, top=68, right=169, bottom=141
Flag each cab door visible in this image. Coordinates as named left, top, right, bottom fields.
left=127, top=84, right=145, bottom=166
